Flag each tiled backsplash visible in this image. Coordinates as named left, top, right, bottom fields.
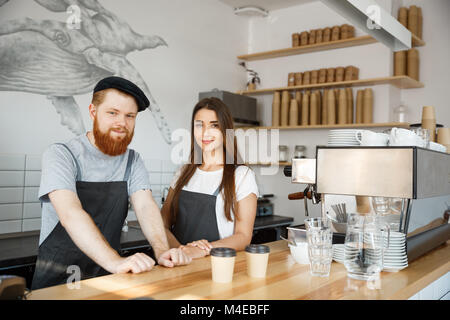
left=0, top=153, right=178, bottom=235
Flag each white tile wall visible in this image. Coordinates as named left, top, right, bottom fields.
left=0, top=220, right=22, bottom=234
left=0, top=187, right=23, bottom=204
left=0, top=171, right=24, bottom=187
left=23, top=187, right=39, bottom=203
left=25, top=155, right=42, bottom=171
left=0, top=154, right=26, bottom=170
left=23, top=202, right=41, bottom=219
left=0, top=154, right=41, bottom=234
left=0, top=203, right=23, bottom=220
left=22, top=218, right=41, bottom=232
left=25, top=171, right=41, bottom=187
left=0, top=155, right=176, bottom=233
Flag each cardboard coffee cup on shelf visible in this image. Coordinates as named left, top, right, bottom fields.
left=300, top=31, right=309, bottom=46
left=292, top=33, right=300, bottom=47
left=394, top=51, right=407, bottom=76
left=326, top=68, right=335, bottom=83
left=316, top=29, right=323, bottom=43
left=398, top=7, right=408, bottom=28
left=309, top=29, right=316, bottom=45
left=295, top=72, right=303, bottom=86
left=272, top=91, right=281, bottom=126
left=407, top=48, right=419, bottom=81
left=211, top=248, right=236, bottom=283
left=335, top=67, right=345, bottom=82
left=311, top=70, right=319, bottom=84
left=245, top=245, right=270, bottom=278
left=303, top=71, right=311, bottom=85
left=331, top=26, right=340, bottom=41
left=318, top=69, right=327, bottom=84
left=288, top=72, right=296, bottom=87
left=340, top=24, right=349, bottom=39
left=323, top=27, right=331, bottom=42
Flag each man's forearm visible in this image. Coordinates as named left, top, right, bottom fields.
left=136, top=199, right=170, bottom=259
left=61, top=208, right=121, bottom=272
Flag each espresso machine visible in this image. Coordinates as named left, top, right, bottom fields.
left=285, top=146, right=450, bottom=262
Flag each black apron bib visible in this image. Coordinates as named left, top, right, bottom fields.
left=171, top=186, right=221, bottom=245
left=31, top=144, right=134, bottom=290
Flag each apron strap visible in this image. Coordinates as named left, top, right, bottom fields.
left=123, top=149, right=135, bottom=181
left=54, top=143, right=81, bottom=181
left=212, top=185, right=221, bottom=197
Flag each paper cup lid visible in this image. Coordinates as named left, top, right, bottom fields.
left=210, top=247, right=236, bottom=257
left=245, top=244, right=270, bottom=254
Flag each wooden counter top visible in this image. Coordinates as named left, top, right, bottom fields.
left=28, top=240, right=450, bottom=300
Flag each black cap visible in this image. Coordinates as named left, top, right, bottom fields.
left=245, top=244, right=270, bottom=254
left=210, top=247, right=236, bottom=257
left=93, top=76, right=149, bottom=112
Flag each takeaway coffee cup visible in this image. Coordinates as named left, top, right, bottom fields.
left=245, top=244, right=270, bottom=278
left=210, top=247, right=236, bottom=283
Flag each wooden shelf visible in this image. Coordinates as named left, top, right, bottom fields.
left=237, top=76, right=423, bottom=95
left=235, top=122, right=410, bottom=131
left=238, top=34, right=425, bottom=61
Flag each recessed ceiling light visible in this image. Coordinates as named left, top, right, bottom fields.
left=234, top=6, right=269, bottom=17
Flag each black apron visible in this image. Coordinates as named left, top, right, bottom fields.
left=31, top=143, right=134, bottom=290
left=171, top=186, right=221, bottom=245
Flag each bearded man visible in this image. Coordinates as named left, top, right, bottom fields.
left=32, top=77, right=191, bottom=290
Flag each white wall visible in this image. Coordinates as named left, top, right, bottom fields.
left=399, top=0, right=450, bottom=124
left=0, top=0, right=249, bottom=233
left=0, top=0, right=248, bottom=158
left=245, top=0, right=450, bottom=225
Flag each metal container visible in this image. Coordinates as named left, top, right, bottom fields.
left=199, top=89, right=259, bottom=126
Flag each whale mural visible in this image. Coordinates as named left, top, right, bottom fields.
left=0, top=0, right=172, bottom=144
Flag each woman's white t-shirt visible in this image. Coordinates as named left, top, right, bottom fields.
left=170, top=165, right=259, bottom=240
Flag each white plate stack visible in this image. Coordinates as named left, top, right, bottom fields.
left=332, top=244, right=345, bottom=264
left=382, top=231, right=408, bottom=272
left=327, top=130, right=360, bottom=146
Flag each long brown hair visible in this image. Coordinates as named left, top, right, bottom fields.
left=169, top=97, right=243, bottom=223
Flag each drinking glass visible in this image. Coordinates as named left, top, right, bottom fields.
left=371, top=197, right=390, bottom=215
left=412, top=128, right=430, bottom=148
left=304, top=217, right=333, bottom=277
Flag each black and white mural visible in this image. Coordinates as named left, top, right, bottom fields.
left=0, top=0, right=172, bottom=144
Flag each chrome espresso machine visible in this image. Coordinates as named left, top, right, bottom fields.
left=285, top=146, right=450, bottom=262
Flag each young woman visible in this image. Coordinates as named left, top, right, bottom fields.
left=160, top=97, right=258, bottom=259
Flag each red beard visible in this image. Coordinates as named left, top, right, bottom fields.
left=93, top=117, right=134, bottom=156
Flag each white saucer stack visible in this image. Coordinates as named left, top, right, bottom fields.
left=327, top=130, right=360, bottom=146
left=382, top=231, right=408, bottom=272
left=332, top=244, right=345, bottom=264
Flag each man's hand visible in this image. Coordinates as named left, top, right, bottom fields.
left=108, top=253, right=155, bottom=274
left=157, top=248, right=192, bottom=267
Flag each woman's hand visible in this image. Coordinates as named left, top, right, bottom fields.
left=186, top=239, right=213, bottom=255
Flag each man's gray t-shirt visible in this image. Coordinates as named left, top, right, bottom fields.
left=38, top=133, right=151, bottom=245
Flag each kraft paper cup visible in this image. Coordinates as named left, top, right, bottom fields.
left=421, top=106, right=436, bottom=120
left=437, top=128, right=450, bottom=145
left=210, top=248, right=236, bottom=283
left=245, top=244, right=270, bottom=278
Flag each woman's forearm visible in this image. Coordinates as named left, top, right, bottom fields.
left=211, top=232, right=252, bottom=251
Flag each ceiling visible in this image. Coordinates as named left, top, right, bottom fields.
left=218, top=0, right=316, bottom=12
